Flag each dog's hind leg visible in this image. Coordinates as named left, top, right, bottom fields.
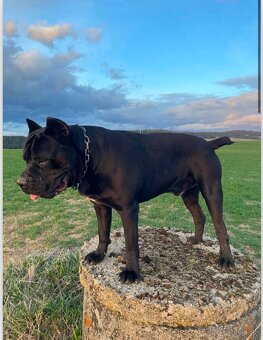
left=197, top=160, right=234, bottom=266
left=118, top=202, right=141, bottom=283
left=181, top=185, right=206, bottom=244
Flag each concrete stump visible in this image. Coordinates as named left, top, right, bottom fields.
left=80, top=228, right=260, bottom=340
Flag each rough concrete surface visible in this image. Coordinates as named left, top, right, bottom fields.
left=80, top=228, right=261, bottom=340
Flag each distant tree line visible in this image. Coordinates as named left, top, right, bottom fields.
left=185, top=130, right=261, bottom=140
left=133, top=130, right=261, bottom=140
left=3, top=130, right=260, bottom=149
left=3, top=136, right=26, bottom=149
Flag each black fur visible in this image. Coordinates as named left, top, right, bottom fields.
left=17, top=117, right=234, bottom=283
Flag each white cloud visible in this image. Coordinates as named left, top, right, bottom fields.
left=175, top=113, right=260, bottom=131
left=13, top=49, right=49, bottom=74
left=27, top=23, right=75, bottom=46
left=162, top=91, right=259, bottom=130
left=4, top=21, right=18, bottom=37
left=86, top=27, right=103, bottom=43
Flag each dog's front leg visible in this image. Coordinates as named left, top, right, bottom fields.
left=85, top=204, right=112, bottom=264
left=119, top=203, right=141, bottom=283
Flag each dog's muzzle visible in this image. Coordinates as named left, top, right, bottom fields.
left=17, top=175, right=34, bottom=191
left=17, top=173, right=69, bottom=200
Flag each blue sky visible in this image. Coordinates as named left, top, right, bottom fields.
left=3, top=0, right=260, bottom=135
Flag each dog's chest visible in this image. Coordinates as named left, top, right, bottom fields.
left=88, top=197, right=102, bottom=205
left=85, top=193, right=122, bottom=210
left=86, top=195, right=117, bottom=209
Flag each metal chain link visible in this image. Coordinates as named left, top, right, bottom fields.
left=73, top=126, right=91, bottom=190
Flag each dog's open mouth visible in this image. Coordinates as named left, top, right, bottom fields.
left=30, top=175, right=68, bottom=201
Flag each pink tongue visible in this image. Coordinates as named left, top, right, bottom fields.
left=30, top=194, right=39, bottom=201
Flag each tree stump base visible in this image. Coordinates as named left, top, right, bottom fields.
left=80, top=228, right=260, bottom=340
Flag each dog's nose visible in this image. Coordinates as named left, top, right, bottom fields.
left=17, top=176, right=27, bottom=188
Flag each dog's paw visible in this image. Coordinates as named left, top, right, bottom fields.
left=119, top=269, right=141, bottom=284
left=85, top=251, right=105, bottom=264
left=218, top=256, right=235, bottom=268
left=187, top=236, right=202, bottom=245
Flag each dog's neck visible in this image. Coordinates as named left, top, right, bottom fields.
left=70, top=124, right=110, bottom=191
left=70, top=125, right=92, bottom=190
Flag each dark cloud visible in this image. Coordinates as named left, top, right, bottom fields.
left=3, top=40, right=128, bottom=126
left=217, top=75, right=258, bottom=90
left=101, top=63, right=127, bottom=80
left=3, top=39, right=259, bottom=134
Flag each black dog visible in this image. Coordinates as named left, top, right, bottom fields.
left=17, top=117, right=234, bottom=283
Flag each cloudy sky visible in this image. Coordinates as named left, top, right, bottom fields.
left=3, top=0, right=260, bottom=135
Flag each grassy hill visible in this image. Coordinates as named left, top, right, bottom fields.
left=3, top=130, right=261, bottom=149
left=3, top=141, right=261, bottom=339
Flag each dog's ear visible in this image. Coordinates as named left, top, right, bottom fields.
left=27, top=119, right=42, bottom=134
left=45, top=117, right=70, bottom=143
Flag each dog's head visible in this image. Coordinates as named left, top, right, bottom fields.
left=17, top=117, right=82, bottom=200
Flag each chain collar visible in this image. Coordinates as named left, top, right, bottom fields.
left=73, top=127, right=91, bottom=190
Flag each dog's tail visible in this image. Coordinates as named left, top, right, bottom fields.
left=209, top=136, right=234, bottom=150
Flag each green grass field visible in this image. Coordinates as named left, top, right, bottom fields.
left=3, top=141, right=261, bottom=339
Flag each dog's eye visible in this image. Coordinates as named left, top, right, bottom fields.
left=39, top=160, right=49, bottom=167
